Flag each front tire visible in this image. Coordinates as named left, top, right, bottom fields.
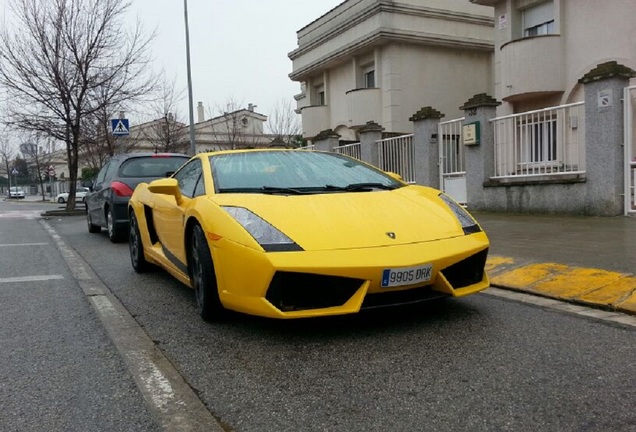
left=57, top=197, right=65, bottom=203
left=107, top=207, right=126, bottom=243
left=86, top=205, right=101, bottom=233
left=190, top=224, right=224, bottom=321
left=129, top=212, right=151, bottom=273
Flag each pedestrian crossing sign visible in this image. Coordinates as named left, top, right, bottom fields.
left=111, top=118, right=130, bottom=136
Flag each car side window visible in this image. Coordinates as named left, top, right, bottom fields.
left=95, top=161, right=110, bottom=185
left=173, top=159, right=204, bottom=198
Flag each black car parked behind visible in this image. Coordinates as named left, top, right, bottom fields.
left=84, top=153, right=190, bottom=242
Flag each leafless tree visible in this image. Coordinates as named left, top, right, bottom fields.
left=19, top=135, right=53, bottom=201
left=0, top=0, right=156, bottom=210
left=0, top=135, right=16, bottom=192
left=265, top=98, right=303, bottom=147
left=139, top=74, right=189, bottom=154
left=204, top=99, right=268, bottom=150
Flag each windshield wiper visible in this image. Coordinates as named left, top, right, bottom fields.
left=324, top=183, right=398, bottom=192
left=261, top=186, right=308, bottom=195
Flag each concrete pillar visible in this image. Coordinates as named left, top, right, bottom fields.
left=580, top=61, right=636, bottom=216
left=409, top=107, right=444, bottom=188
left=312, top=129, right=340, bottom=152
left=358, top=121, right=384, bottom=167
left=460, top=93, right=500, bottom=210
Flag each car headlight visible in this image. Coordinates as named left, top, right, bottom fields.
left=222, top=206, right=303, bottom=252
left=439, top=193, right=482, bottom=235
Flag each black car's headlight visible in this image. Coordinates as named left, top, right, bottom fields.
left=222, top=206, right=303, bottom=252
left=439, top=193, right=482, bottom=235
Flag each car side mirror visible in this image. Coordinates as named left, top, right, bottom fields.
left=148, top=178, right=182, bottom=204
left=82, top=179, right=94, bottom=191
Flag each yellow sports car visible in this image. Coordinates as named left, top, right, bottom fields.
left=128, top=149, right=489, bottom=320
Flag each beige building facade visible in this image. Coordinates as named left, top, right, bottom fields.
left=289, top=0, right=495, bottom=142
left=471, top=0, right=636, bottom=114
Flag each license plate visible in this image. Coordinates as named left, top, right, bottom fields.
left=381, top=264, right=433, bottom=288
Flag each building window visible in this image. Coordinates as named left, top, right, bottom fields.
left=517, top=115, right=558, bottom=166
left=313, top=84, right=325, bottom=106
left=359, top=63, right=376, bottom=88
left=522, top=1, right=555, bottom=37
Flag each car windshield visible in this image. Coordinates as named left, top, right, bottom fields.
left=119, top=155, right=189, bottom=178
left=210, top=151, right=403, bottom=194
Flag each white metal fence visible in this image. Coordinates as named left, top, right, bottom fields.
left=625, top=85, right=636, bottom=215
left=333, top=142, right=361, bottom=160
left=491, top=102, right=586, bottom=178
left=438, top=117, right=467, bottom=204
left=376, top=134, right=415, bottom=183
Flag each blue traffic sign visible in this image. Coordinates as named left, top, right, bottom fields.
left=111, top=118, right=130, bottom=136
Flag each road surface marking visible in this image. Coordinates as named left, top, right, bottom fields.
left=0, top=242, right=49, bottom=247
left=0, top=275, right=64, bottom=283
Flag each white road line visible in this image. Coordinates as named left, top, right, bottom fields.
left=0, top=242, right=49, bottom=247
left=0, top=275, right=64, bottom=283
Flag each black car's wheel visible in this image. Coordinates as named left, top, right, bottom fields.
left=190, top=224, right=224, bottom=321
left=86, top=205, right=101, bottom=233
left=107, top=207, right=126, bottom=243
left=129, top=212, right=151, bottom=273
left=57, top=197, right=65, bottom=203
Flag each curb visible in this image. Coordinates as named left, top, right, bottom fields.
left=487, top=255, right=636, bottom=316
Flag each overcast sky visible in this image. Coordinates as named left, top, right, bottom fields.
left=0, top=0, right=343, bottom=125
left=129, top=0, right=343, bottom=121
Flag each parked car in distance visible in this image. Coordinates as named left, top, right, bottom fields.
left=128, top=149, right=490, bottom=322
left=7, top=187, right=26, bottom=199
left=55, top=187, right=90, bottom=203
left=84, top=153, right=189, bottom=243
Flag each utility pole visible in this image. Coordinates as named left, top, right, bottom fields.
left=184, top=0, right=196, bottom=156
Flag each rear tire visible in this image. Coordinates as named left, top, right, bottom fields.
left=129, top=212, right=151, bottom=273
left=86, top=205, right=101, bottom=233
left=107, top=207, right=126, bottom=243
left=190, top=224, right=224, bottom=321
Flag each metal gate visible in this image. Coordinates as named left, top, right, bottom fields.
left=624, top=86, right=636, bottom=215
left=438, top=118, right=467, bottom=204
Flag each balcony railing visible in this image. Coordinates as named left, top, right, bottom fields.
left=376, top=134, right=415, bottom=183
left=491, top=102, right=585, bottom=179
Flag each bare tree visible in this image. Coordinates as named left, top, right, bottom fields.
left=0, top=136, right=16, bottom=192
left=138, top=74, right=189, bottom=153
left=19, top=135, right=53, bottom=201
left=266, top=98, right=303, bottom=147
left=0, top=0, right=156, bottom=210
left=204, top=99, right=268, bottom=150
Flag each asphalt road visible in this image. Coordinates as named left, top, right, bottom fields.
left=2, top=201, right=636, bottom=432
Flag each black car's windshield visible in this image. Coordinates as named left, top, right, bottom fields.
left=210, top=151, right=403, bottom=194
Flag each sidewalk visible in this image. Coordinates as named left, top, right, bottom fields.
left=475, top=212, right=636, bottom=316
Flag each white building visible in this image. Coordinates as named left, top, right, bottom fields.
left=289, top=0, right=494, bottom=142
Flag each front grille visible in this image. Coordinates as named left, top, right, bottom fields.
left=441, top=248, right=488, bottom=289
left=361, top=286, right=449, bottom=310
left=266, top=272, right=363, bottom=312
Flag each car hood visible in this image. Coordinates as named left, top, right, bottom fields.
left=210, top=186, right=466, bottom=251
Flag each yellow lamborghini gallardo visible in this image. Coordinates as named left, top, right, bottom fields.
left=128, top=149, right=489, bottom=321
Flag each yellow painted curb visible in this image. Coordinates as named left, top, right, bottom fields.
left=486, top=257, right=636, bottom=315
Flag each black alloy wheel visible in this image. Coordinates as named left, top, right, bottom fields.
left=190, top=224, right=224, bottom=321
left=129, top=212, right=151, bottom=273
left=86, top=205, right=101, bottom=233
left=107, top=207, right=125, bottom=243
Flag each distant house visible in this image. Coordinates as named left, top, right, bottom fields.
left=289, top=0, right=494, bottom=143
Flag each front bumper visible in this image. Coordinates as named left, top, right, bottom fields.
left=211, top=232, right=490, bottom=319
